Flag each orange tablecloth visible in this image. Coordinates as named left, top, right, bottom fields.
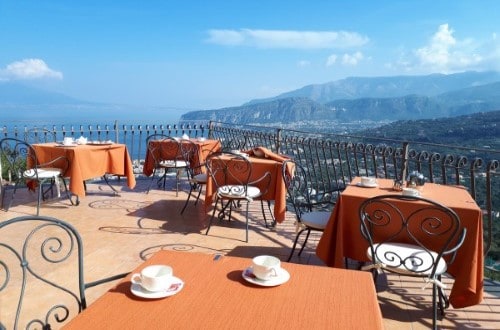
left=33, top=143, right=136, bottom=198
left=63, top=250, right=384, bottom=329
left=205, top=154, right=287, bottom=222
left=316, top=177, right=484, bottom=308
left=142, top=138, right=221, bottom=176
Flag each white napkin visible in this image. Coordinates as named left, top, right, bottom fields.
left=76, top=136, right=88, bottom=144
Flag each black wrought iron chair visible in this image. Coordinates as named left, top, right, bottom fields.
left=145, top=134, right=191, bottom=196
left=0, top=137, right=73, bottom=215
left=0, top=215, right=129, bottom=330
left=205, top=152, right=272, bottom=242
left=25, top=127, right=57, bottom=144
left=282, top=159, right=333, bottom=261
left=359, top=194, right=467, bottom=330
left=180, top=144, right=216, bottom=215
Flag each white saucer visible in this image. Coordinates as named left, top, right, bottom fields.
left=242, top=266, right=290, bottom=287
left=356, top=182, right=378, bottom=188
left=87, top=142, right=113, bottom=146
left=130, top=276, right=184, bottom=299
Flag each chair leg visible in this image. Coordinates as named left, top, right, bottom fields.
left=181, top=182, right=203, bottom=213
left=162, top=170, right=168, bottom=190
left=205, top=196, right=219, bottom=235
left=260, top=201, right=268, bottom=227
left=287, top=228, right=307, bottom=262
left=175, top=170, right=180, bottom=196
left=259, top=200, right=276, bottom=228
left=266, top=201, right=276, bottom=226
left=181, top=187, right=194, bottom=214
left=245, top=201, right=250, bottom=242
left=297, top=229, right=312, bottom=256
left=36, top=181, right=43, bottom=216
left=194, top=184, right=203, bottom=205
left=437, top=275, right=449, bottom=315
left=146, top=169, right=156, bottom=194
left=432, top=282, right=438, bottom=330
left=227, top=200, right=233, bottom=221
left=61, top=177, right=78, bottom=206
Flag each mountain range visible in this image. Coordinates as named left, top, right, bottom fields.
left=0, top=83, right=179, bottom=123
left=179, top=71, right=500, bottom=125
left=2, top=71, right=500, bottom=127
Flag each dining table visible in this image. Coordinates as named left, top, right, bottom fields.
left=205, top=147, right=289, bottom=223
left=32, top=142, right=136, bottom=198
left=316, top=177, right=484, bottom=309
left=142, top=138, right=221, bottom=177
left=62, top=250, right=384, bottom=329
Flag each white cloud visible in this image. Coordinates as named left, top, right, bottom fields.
left=393, top=24, right=494, bottom=73
left=416, top=24, right=457, bottom=67
left=342, top=52, right=364, bottom=65
left=206, top=29, right=369, bottom=49
left=0, top=59, right=63, bottom=80
left=326, top=54, right=337, bottom=66
left=297, top=60, right=311, bottom=67
left=326, top=52, right=364, bottom=67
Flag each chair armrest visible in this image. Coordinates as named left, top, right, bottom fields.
left=249, top=171, right=272, bottom=197
left=38, top=155, right=70, bottom=175
left=443, top=227, right=467, bottom=264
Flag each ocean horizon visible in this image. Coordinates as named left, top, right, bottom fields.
left=0, top=107, right=208, bottom=162
left=0, top=106, right=188, bottom=129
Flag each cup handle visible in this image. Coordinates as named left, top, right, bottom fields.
left=270, top=268, right=278, bottom=277
left=130, top=273, right=141, bottom=285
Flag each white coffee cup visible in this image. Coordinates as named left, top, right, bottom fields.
left=402, top=187, right=420, bottom=197
left=63, top=137, right=74, bottom=145
left=131, top=265, right=173, bottom=292
left=361, top=176, right=377, bottom=186
left=252, top=255, right=281, bottom=281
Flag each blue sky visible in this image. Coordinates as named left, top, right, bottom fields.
left=1, top=0, right=499, bottom=113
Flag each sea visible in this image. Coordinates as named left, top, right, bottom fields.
left=0, top=106, right=185, bottom=128
left=0, top=107, right=194, bottom=161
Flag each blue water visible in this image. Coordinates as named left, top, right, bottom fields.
left=0, top=107, right=210, bottom=162
left=0, top=106, right=185, bottom=127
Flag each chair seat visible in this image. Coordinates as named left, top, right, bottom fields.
left=159, top=160, right=189, bottom=168
left=24, top=168, right=62, bottom=179
left=24, top=168, right=63, bottom=197
left=300, top=211, right=330, bottom=230
left=192, top=173, right=207, bottom=183
left=367, top=242, right=448, bottom=276
left=217, top=185, right=261, bottom=199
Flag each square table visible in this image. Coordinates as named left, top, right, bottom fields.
left=62, top=250, right=384, bottom=329
left=316, top=177, right=484, bottom=308
left=205, top=153, right=288, bottom=223
left=32, top=143, right=136, bottom=198
left=142, top=138, right=221, bottom=177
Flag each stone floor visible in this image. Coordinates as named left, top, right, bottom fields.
left=1, top=177, right=499, bottom=329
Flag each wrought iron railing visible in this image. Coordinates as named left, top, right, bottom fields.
left=208, top=121, right=500, bottom=274
left=1, top=120, right=499, bottom=273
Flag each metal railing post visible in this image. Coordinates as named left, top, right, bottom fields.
left=401, top=141, right=409, bottom=182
